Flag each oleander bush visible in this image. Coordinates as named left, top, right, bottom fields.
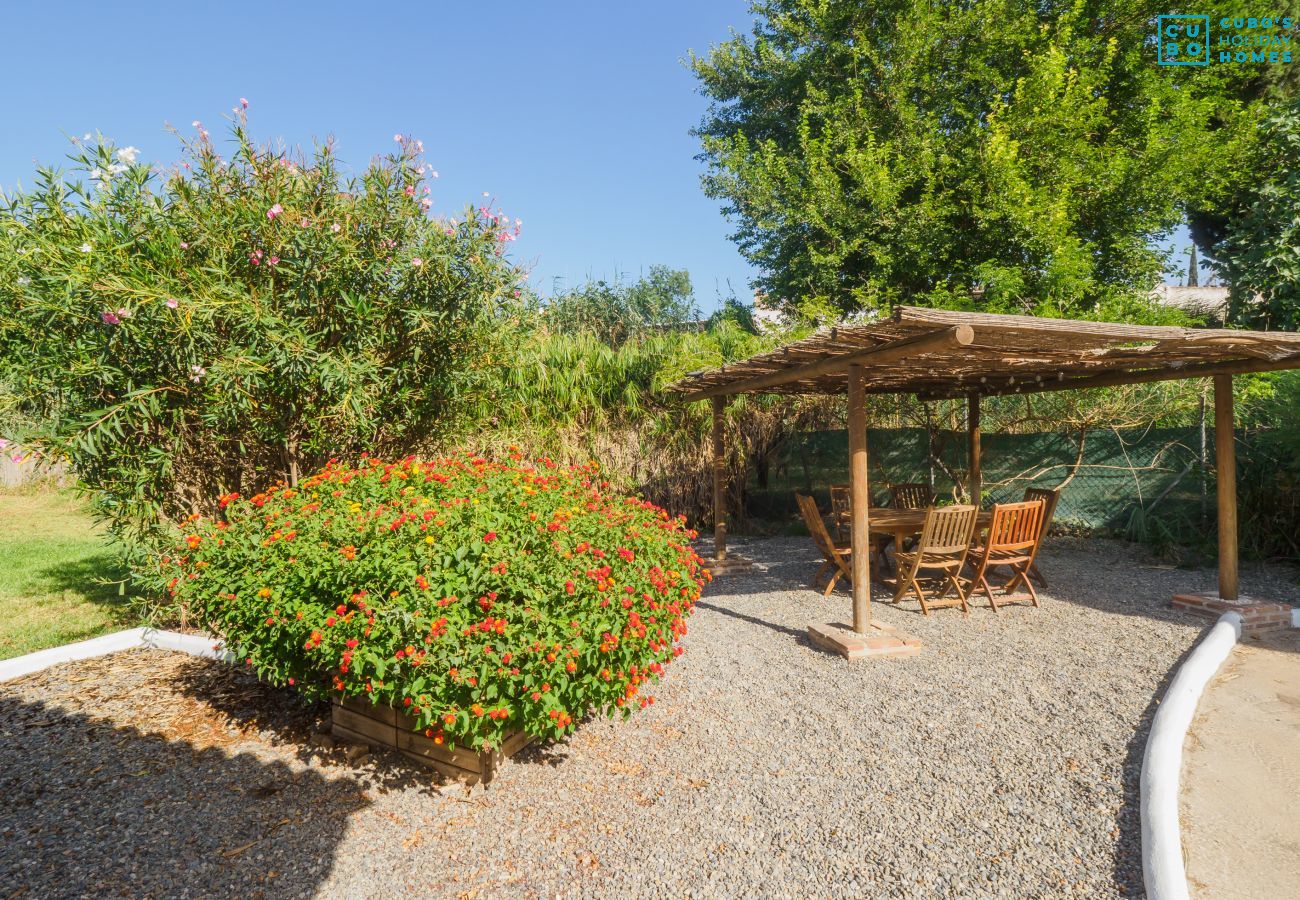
left=166, top=454, right=708, bottom=750
left=0, top=107, right=522, bottom=579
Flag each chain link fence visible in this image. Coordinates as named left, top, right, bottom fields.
left=744, top=424, right=1256, bottom=557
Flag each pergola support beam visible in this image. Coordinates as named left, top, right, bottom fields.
left=914, top=354, right=1300, bottom=401
left=682, top=325, right=975, bottom=401
left=711, top=395, right=727, bottom=561
left=967, top=393, right=981, bottom=505
left=847, top=364, right=871, bottom=633
left=1214, top=375, right=1238, bottom=602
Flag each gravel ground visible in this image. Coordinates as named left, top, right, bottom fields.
left=2, top=536, right=1295, bottom=898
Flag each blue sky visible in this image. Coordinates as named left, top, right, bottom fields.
left=2, top=1, right=1204, bottom=304
left=1, top=1, right=759, bottom=307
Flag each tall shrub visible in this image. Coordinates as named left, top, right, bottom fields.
left=0, top=110, right=523, bottom=570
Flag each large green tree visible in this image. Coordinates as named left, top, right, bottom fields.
left=1213, top=98, right=1300, bottom=329
left=692, top=1, right=1259, bottom=320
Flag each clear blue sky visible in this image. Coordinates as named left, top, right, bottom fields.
left=3, top=1, right=1206, bottom=300
left=1, top=1, right=759, bottom=307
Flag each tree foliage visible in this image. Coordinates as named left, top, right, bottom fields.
left=692, top=1, right=1257, bottom=320
left=0, top=116, right=522, bottom=562
left=540, top=265, right=700, bottom=344
left=1215, top=98, right=1300, bottom=329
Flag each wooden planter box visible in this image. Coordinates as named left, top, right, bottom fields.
left=330, top=695, right=532, bottom=784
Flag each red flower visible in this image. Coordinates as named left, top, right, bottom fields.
left=483, top=531, right=497, bottom=542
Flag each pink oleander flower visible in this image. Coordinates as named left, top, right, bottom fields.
left=411, top=257, right=423, bottom=267
left=300, top=218, right=310, bottom=227
left=330, top=223, right=341, bottom=233
left=404, top=186, right=415, bottom=197
left=100, top=311, right=121, bottom=325
left=420, top=198, right=432, bottom=211
left=166, top=298, right=179, bottom=309
left=394, top=133, right=404, bottom=143
left=268, top=256, right=280, bottom=266
left=250, top=257, right=260, bottom=266
left=180, top=241, right=189, bottom=249
left=116, top=307, right=132, bottom=318
left=267, top=203, right=283, bottom=220
left=240, top=97, right=249, bottom=109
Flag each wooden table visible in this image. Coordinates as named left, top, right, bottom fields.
left=835, top=507, right=993, bottom=582
left=835, top=507, right=992, bottom=536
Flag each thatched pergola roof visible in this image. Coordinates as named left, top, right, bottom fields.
left=669, top=307, right=1300, bottom=401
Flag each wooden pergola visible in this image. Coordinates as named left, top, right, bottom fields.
left=669, top=307, right=1300, bottom=655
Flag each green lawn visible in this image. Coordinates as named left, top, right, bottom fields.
left=0, top=489, right=135, bottom=661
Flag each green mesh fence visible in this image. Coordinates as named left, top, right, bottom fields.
left=746, top=426, right=1215, bottom=541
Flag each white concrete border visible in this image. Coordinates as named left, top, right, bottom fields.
left=1141, top=611, right=1243, bottom=900
left=0, top=628, right=231, bottom=684
left=1292, top=607, right=1300, bottom=629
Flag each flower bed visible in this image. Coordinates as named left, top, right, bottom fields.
left=166, top=454, right=707, bottom=761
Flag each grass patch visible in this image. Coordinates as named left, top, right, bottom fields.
left=0, top=488, right=134, bottom=661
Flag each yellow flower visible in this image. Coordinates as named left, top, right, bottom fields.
left=425, top=535, right=435, bottom=544
left=257, top=587, right=272, bottom=598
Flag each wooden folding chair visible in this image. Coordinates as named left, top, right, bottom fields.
left=968, top=500, right=1045, bottom=611
left=890, top=482, right=934, bottom=509
left=891, top=504, right=979, bottom=615
left=829, top=485, right=851, bottom=542
left=1022, top=487, right=1060, bottom=587
left=833, top=483, right=894, bottom=573
left=796, top=493, right=854, bottom=596
left=890, top=482, right=934, bottom=554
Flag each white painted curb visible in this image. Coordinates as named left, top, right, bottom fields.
left=1141, top=611, right=1242, bottom=900
left=1293, top=607, right=1300, bottom=629
left=0, top=627, right=230, bottom=683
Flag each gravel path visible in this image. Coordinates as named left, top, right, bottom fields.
left=2, top=536, right=1295, bottom=898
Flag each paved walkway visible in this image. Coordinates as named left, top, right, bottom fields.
left=1181, top=627, right=1300, bottom=899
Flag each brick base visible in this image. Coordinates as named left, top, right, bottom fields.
left=1172, top=591, right=1294, bottom=638
left=807, top=620, right=922, bottom=660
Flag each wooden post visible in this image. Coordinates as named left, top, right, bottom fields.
left=967, top=393, right=982, bottom=506
left=847, top=365, right=871, bottom=633
left=711, top=395, right=728, bottom=561
left=1214, top=375, right=1238, bottom=601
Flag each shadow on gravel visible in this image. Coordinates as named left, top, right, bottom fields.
left=0, top=697, right=369, bottom=897
left=713, top=534, right=1295, bottom=638
left=694, top=600, right=810, bottom=642
left=171, top=657, right=452, bottom=798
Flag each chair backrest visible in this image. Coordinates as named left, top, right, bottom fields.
left=891, top=482, right=934, bottom=510
left=829, top=485, right=851, bottom=520
left=985, top=500, right=1045, bottom=557
left=916, top=504, right=979, bottom=558
left=1022, top=487, right=1060, bottom=534
left=795, top=493, right=838, bottom=557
